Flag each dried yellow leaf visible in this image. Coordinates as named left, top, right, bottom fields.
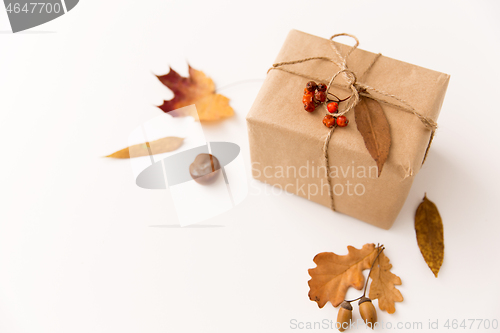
left=106, top=136, right=184, bottom=159
left=415, top=194, right=444, bottom=277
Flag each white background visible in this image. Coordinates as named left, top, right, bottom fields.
left=1, top=1, right=499, bottom=332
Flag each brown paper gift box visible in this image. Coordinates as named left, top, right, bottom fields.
left=246, top=30, right=450, bottom=229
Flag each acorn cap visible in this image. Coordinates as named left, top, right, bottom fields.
left=358, top=296, right=372, bottom=305
left=340, top=301, right=353, bottom=311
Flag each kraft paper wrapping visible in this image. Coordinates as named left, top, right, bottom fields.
left=246, top=30, right=450, bottom=229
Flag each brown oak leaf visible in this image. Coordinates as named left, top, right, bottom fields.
left=308, top=243, right=378, bottom=308
left=354, top=97, right=391, bottom=177
left=106, top=136, right=184, bottom=159
left=368, top=251, right=403, bottom=314
left=157, top=65, right=234, bottom=121
left=415, top=194, right=444, bottom=277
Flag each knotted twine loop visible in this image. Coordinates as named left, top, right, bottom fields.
left=268, top=33, right=437, bottom=211
left=268, top=33, right=437, bottom=130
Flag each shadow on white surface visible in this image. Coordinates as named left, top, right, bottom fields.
left=149, top=225, right=224, bottom=228
left=416, top=149, right=484, bottom=196
left=0, top=30, right=56, bottom=34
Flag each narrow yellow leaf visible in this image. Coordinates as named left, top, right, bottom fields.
left=106, top=136, right=184, bottom=159
left=415, top=194, right=444, bottom=277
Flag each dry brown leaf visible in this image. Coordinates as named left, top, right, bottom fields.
left=415, top=194, right=444, bottom=277
left=106, top=136, right=184, bottom=159
left=368, top=252, right=403, bottom=314
left=354, top=97, right=391, bottom=177
left=308, top=243, right=378, bottom=308
left=157, top=65, right=234, bottom=121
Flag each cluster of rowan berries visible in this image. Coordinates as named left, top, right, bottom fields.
left=302, top=81, right=327, bottom=112
left=302, top=81, right=349, bottom=129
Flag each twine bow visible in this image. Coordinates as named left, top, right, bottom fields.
left=268, top=33, right=437, bottom=211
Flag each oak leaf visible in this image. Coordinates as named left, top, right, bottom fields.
left=157, top=65, right=234, bottom=121
left=308, top=243, right=378, bottom=308
left=368, top=251, right=403, bottom=314
left=415, top=194, right=444, bottom=277
left=354, top=97, right=391, bottom=177
left=106, top=136, right=184, bottom=159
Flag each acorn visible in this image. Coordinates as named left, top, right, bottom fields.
left=336, top=301, right=352, bottom=332
left=358, top=296, right=377, bottom=329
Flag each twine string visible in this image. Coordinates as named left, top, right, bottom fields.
left=268, top=34, right=437, bottom=130
left=268, top=34, right=437, bottom=211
